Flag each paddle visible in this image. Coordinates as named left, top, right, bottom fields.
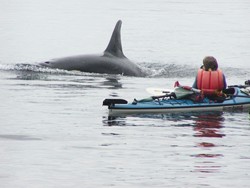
left=227, top=95, right=250, bottom=98
left=135, top=93, right=176, bottom=103
left=228, top=80, right=250, bottom=89
left=142, top=83, right=196, bottom=102
left=146, top=87, right=173, bottom=96
left=146, top=83, right=199, bottom=99
left=228, top=85, right=250, bottom=89
left=145, top=83, right=197, bottom=101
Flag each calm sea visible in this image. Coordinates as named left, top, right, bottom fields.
left=0, top=0, right=250, bottom=187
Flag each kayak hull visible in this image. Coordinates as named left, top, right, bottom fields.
left=109, top=103, right=250, bottom=115
left=104, top=87, right=250, bottom=115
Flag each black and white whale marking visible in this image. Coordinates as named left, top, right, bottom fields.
left=39, top=20, right=145, bottom=77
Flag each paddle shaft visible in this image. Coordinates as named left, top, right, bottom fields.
left=227, top=94, right=250, bottom=98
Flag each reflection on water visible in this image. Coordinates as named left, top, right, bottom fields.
left=103, top=111, right=224, bottom=127
left=104, top=111, right=226, bottom=174
left=103, top=116, right=125, bottom=126
left=192, top=112, right=225, bottom=174
left=1, top=66, right=124, bottom=93
left=194, top=112, right=225, bottom=138
left=0, top=134, right=42, bottom=141
left=101, top=77, right=123, bottom=89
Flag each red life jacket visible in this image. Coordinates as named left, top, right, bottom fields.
left=196, top=69, right=224, bottom=95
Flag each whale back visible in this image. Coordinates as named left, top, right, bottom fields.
left=104, top=20, right=126, bottom=58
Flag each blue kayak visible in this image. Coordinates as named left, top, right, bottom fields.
left=103, top=87, right=250, bottom=115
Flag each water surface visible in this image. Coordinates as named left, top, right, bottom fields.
left=1, top=0, right=250, bottom=187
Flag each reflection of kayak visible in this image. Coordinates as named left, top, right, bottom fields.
left=103, top=87, right=250, bottom=115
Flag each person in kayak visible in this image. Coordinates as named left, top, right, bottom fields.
left=192, top=56, right=227, bottom=96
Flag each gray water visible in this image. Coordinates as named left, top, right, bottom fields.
left=0, top=0, right=250, bottom=187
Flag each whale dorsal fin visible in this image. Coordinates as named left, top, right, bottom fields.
left=104, top=20, right=126, bottom=58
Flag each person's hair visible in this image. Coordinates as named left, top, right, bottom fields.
left=203, top=56, right=218, bottom=71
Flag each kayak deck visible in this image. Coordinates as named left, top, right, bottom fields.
left=103, top=87, right=250, bottom=115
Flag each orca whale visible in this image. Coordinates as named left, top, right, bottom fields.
left=39, top=20, right=146, bottom=77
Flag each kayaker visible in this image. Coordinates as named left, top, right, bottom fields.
left=192, top=56, right=227, bottom=96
